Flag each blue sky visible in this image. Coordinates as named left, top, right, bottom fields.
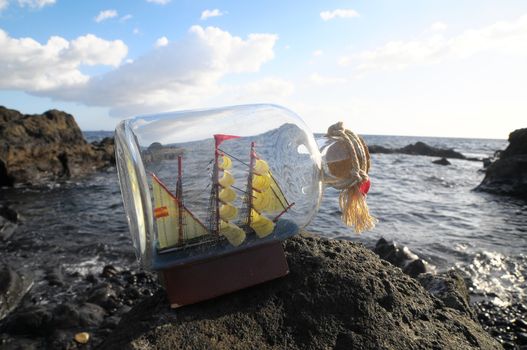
left=1, top=0, right=527, bottom=138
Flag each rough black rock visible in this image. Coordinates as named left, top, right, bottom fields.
left=369, top=141, right=466, bottom=159
left=0, top=106, right=115, bottom=186
left=476, top=128, right=527, bottom=198
left=0, top=263, right=32, bottom=321
left=418, top=270, right=475, bottom=320
left=433, top=157, right=451, bottom=166
left=0, top=262, right=159, bottom=349
left=374, top=238, right=427, bottom=278
left=473, top=301, right=527, bottom=349
left=100, top=233, right=500, bottom=350
left=0, top=205, right=18, bottom=241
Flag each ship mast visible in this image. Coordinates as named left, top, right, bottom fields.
left=246, top=142, right=256, bottom=228
left=176, top=155, right=184, bottom=242
left=209, top=134, right=241, bottom=236
left=214, top=147, right=220, bottom=235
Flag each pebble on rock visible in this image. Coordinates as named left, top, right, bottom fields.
left=74, top=332, right=90, bottom=344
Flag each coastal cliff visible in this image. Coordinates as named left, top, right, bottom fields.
left=477, top=128, right=527, bottom=198
left=100, top=233, right=500, bottom=350
left=0, top=106, right=114, bottom=186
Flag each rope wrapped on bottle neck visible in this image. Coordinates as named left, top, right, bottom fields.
left=326, top=121, right=376, bottom=233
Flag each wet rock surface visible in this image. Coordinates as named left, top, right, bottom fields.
left=473, top=301, right=527, bottom=349
left=477, top=128, right=527, bottom=199
left=100, top=233, right=500, bottom=350
left=418, top=270, right=475, bottom=320
left=433, top=157, right=451, bottom=166
left=0, top=205, right=18, bottom=241
left=0, top=106, right=115, bottom=186
left=0, top=265, right=159, bottom=349
left=369, top=141, right=467, bottom=159
left=373, top=238, right=428, bottom=278
left=375, top=237, right=527, bottom=350
left=0, top=263, right=32, bottom=322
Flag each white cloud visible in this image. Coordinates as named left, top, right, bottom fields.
left=21, top=25, right=277, bottom=116
left=0, top=29, right=127, bottom=91
left=155, top=36, right=168, bottom=47
left=120, top=14, right=133, bottom=22
left=312, top=49, right=323, bottom=57
left=17, top=0, right=55, bottom=8
left=320, top=9, right=359, bottom=21
left=430, top=21, right=448, bottom=32
left=133, top=28, right=140, bottom=35
left=309, top=73, right=347, bottom=85
left=201, top=9, right=224, bottom=20
left=95, top=9, right=118, bottom=23
left=1, top=0, right=57, bottom=12
left=343, top=14, right=527, bottom=73
left=0, top=0, right=9, bottom=11
left=146, top=0, right=170, bottom=4
left=232, top=77, right=294, bottom=100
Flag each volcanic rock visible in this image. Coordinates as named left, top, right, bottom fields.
left=373, top=238, right=427, bottom=278
left=100, top=233, right=500, bottom=350
left=400, top=142, right=465, bottom=159
left=0, top=106, right=114, bottom=186
left=0, top=263, right=32, bottom=321
left=477, top=128, right=527, bottom=198
left=0, top=205, right=18, bottom=241
left=369, top=141, right=466, bottom=159
left=433, top=157, right=451, bottom=166
left=418, top=270, right=475, bottom=320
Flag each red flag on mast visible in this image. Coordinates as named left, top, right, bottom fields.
left=214, top=134, right=240, bottom=148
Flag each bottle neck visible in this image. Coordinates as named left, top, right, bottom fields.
left=317, top=136, right=356, bottom=190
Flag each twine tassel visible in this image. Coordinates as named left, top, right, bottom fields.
left=326, top=121, right=376, bottom=233
left=339, top=185, right=376, bottom=233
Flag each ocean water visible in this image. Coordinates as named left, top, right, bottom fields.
left=1, top=131, right=525, bottom=310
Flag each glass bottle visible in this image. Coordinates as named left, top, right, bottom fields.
left=115, top=104, right=357, bottom=269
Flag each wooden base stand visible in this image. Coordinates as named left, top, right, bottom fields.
left=159, top=241, right=289, bottom=308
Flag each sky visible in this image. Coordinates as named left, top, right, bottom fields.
left=1, top=0, right=526, bottom=138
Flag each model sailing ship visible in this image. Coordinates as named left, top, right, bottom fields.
left=151, top=134, right=295, bottom=255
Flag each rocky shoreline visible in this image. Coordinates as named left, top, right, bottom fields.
left=99, top=233, right=500, bottom=350
left=0, top=106, right=114, bottom=187
left=373, top=237, right=527, bottom=350
left=476, top=128, right=527, bottom=199
left=1, top=107, right=526, bottom=349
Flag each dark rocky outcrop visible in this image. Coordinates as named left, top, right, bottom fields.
left=0, top=205, right=18, bottom=241
left=0, top=263, right=33, bottom=321
left=369, top=141, right=466, bottom=159
left=100, top=234, right=500, bottom=350
left=0, top=265, right=158, bottom=349
left=0, top=106, right=114, bottom=186
left=476, top=128, right=527, bottom=198
left=418, top=270, right=475, bottom=320
left=374, top=238, right=428, bottom=278
left=433, top=157, right=451, bottom=166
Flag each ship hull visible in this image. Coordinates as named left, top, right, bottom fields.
left=159, top=240, right=289, bottom=308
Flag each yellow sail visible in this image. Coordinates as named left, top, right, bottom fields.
left=220, top=221, right=245, bottom=246
left=251, top=160, right=287, bottom=214
left=219, top=187, right=237, bottom=202
left=247, top=157, right=290, bottom=239
left=252, top=173, right=271, bottom=191
left=219, top=204, right=238, bottom=221
left=152, top=175, right=208, bottom=249
left=217, top=154, right=246, bottom=246
left=219, top=171, right=235, bottom=187
left=249, top=209, right=275, bottom=238
left=219, top=155, right=232, bottom=170
left=266, top=175, right=288, bottom=213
